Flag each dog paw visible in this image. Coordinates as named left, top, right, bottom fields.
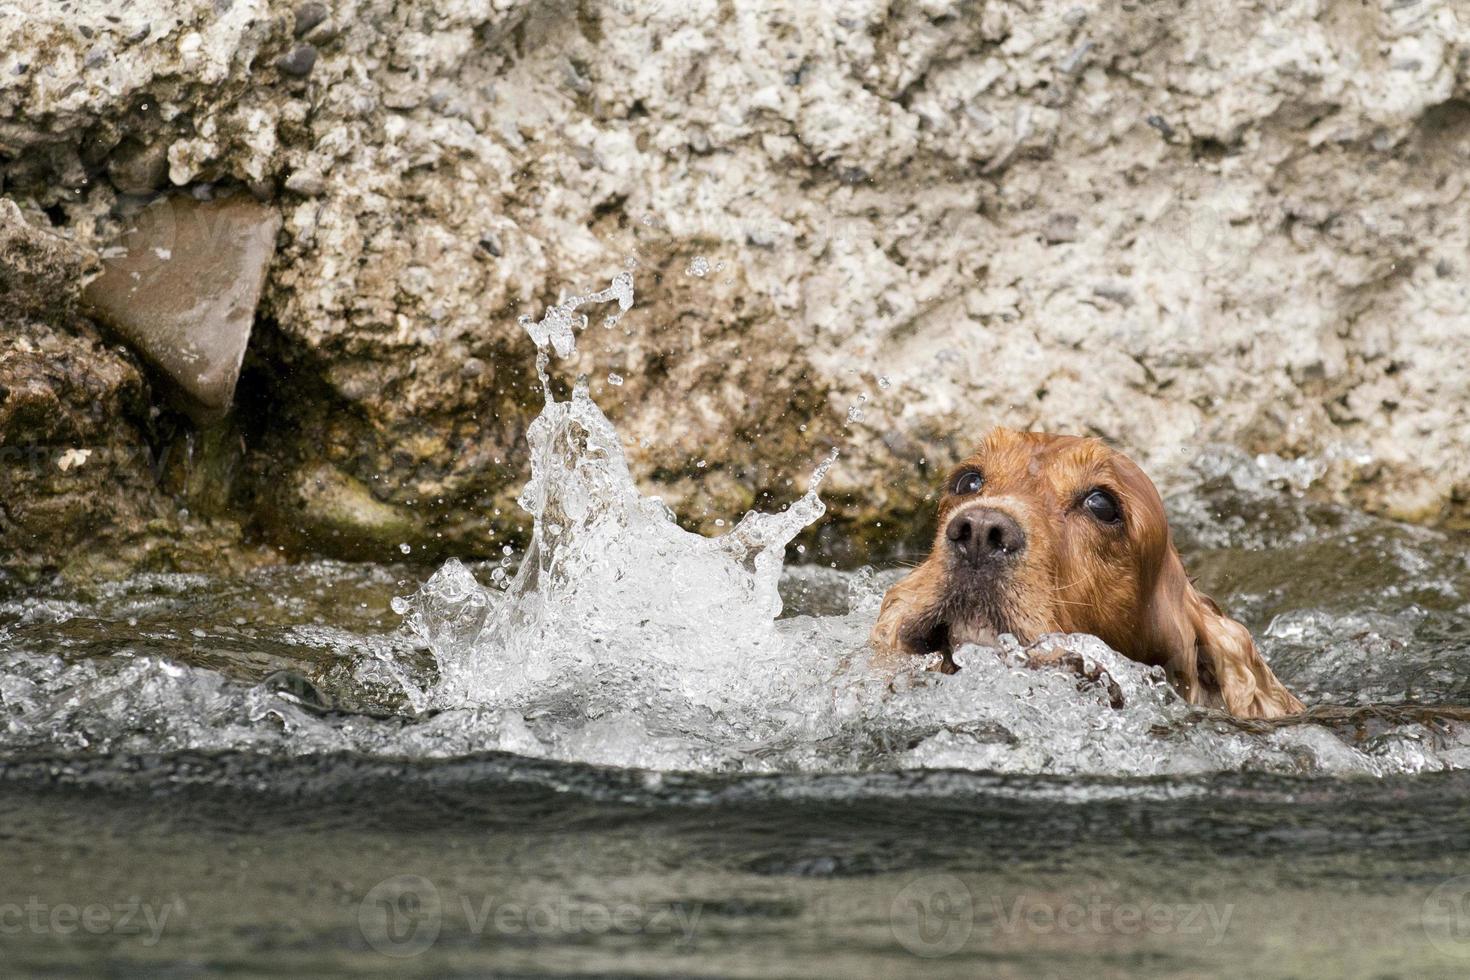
left=1021, top=647, right=1125, bottom=710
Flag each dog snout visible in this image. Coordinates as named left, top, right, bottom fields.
left=946, top=507, right=1026, bottom=564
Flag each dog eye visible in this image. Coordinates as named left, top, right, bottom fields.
left=1083, top=489, right=1122, bottom=524
left=953, top=471, right=984, bottom=496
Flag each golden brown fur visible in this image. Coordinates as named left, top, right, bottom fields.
left=871, top=428, right=1303, bottom=720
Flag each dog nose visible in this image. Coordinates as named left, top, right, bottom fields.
left=946, top=508, right=1026, bottom=562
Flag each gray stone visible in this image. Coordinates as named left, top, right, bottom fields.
left=81, top=195, right=280, bottom=423
left=277, top=43, right=317, bottom=77
left=293, top=2, right=328, bottom=38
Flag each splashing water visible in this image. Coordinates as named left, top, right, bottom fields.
left=396, top=275, right=851, bottom=766
left=382, top=276, right=1470, bottom=776
left=5, top=277, right=1470, bottom=778
left=517, top=272, right=633, bottom=358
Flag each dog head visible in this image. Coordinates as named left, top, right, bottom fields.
left=871, top=428, right=1302, bottom=719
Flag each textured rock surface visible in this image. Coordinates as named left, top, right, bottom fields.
left=0, top=204, right=254, bottom=588
left=1, top=0, right=1468, bottom=578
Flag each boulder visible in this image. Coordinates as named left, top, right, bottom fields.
left=0, top=0, right=1467, bottom=580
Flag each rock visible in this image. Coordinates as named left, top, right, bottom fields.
left=256, top=462, right=424, bottom=561
left=276, top=43, right=317, bottom=78
left=1042, top=214, right=1079, bottom=244
left=0, top=200, right=98, bottom=324
left=0, top=0, right=1469, bottom=578
left=106, top=138, right=171, bottom=196
left=282, top=169, right=325, bottom=196
left=81, top=194, right=281, bottom=423
left=0, top=208, right=255, bottom=590
left=293, top=3, right=328, bottom=38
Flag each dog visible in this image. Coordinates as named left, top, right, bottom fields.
left=870, top=428, right=1303, bottom=719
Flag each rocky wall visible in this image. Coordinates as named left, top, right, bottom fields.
left=2, top=0, right=1467, bottom=582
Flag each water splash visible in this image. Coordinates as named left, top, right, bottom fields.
left=517, top=272, right=633, bottom=359
left=5, top=278, right=1470, bottom=779
left=401, top=274, right=844, bottom=753
left=381, top=276, right=1470, bottom=776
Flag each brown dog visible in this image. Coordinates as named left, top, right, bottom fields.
left=871, top=428, right=1303, bottom=719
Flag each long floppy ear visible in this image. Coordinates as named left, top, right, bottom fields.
left=1147, top=552, right=1304, bottom=720
left=869, top=557, right=946, bottom=657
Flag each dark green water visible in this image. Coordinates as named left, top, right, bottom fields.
left=4, top=756, right=1470, bottom=976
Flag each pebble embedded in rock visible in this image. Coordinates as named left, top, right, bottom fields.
left=81, top=194, right=281, bottom=423
left=1146, top=114, right=1175, bottom=139
left=294, top=2, right=328, bottom=37
left=277, top=43, right=317, bottom=77
left=283, top=170, right=325, bottom=196
left=107, top=139, right=170, bottom=195
left=1043, top=214, right=1079, bottom=244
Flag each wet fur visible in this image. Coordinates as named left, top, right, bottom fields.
left=871, top=428, right=1303, bottom=719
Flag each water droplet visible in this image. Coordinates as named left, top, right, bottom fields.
left=696, top=459, right=708, bottom=468
left=878, top=376, right=891, bottom=389
left=686, top=256, right=711, bottom=277
left=846, top=404, right=864, bottom=423
left=398, top=543, right=411, bottom=555
left=502, top=545, right=513, bottom=556
left=714, top=518, right=726, bottom=527
left=608, top=372, right=624, bottom=386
